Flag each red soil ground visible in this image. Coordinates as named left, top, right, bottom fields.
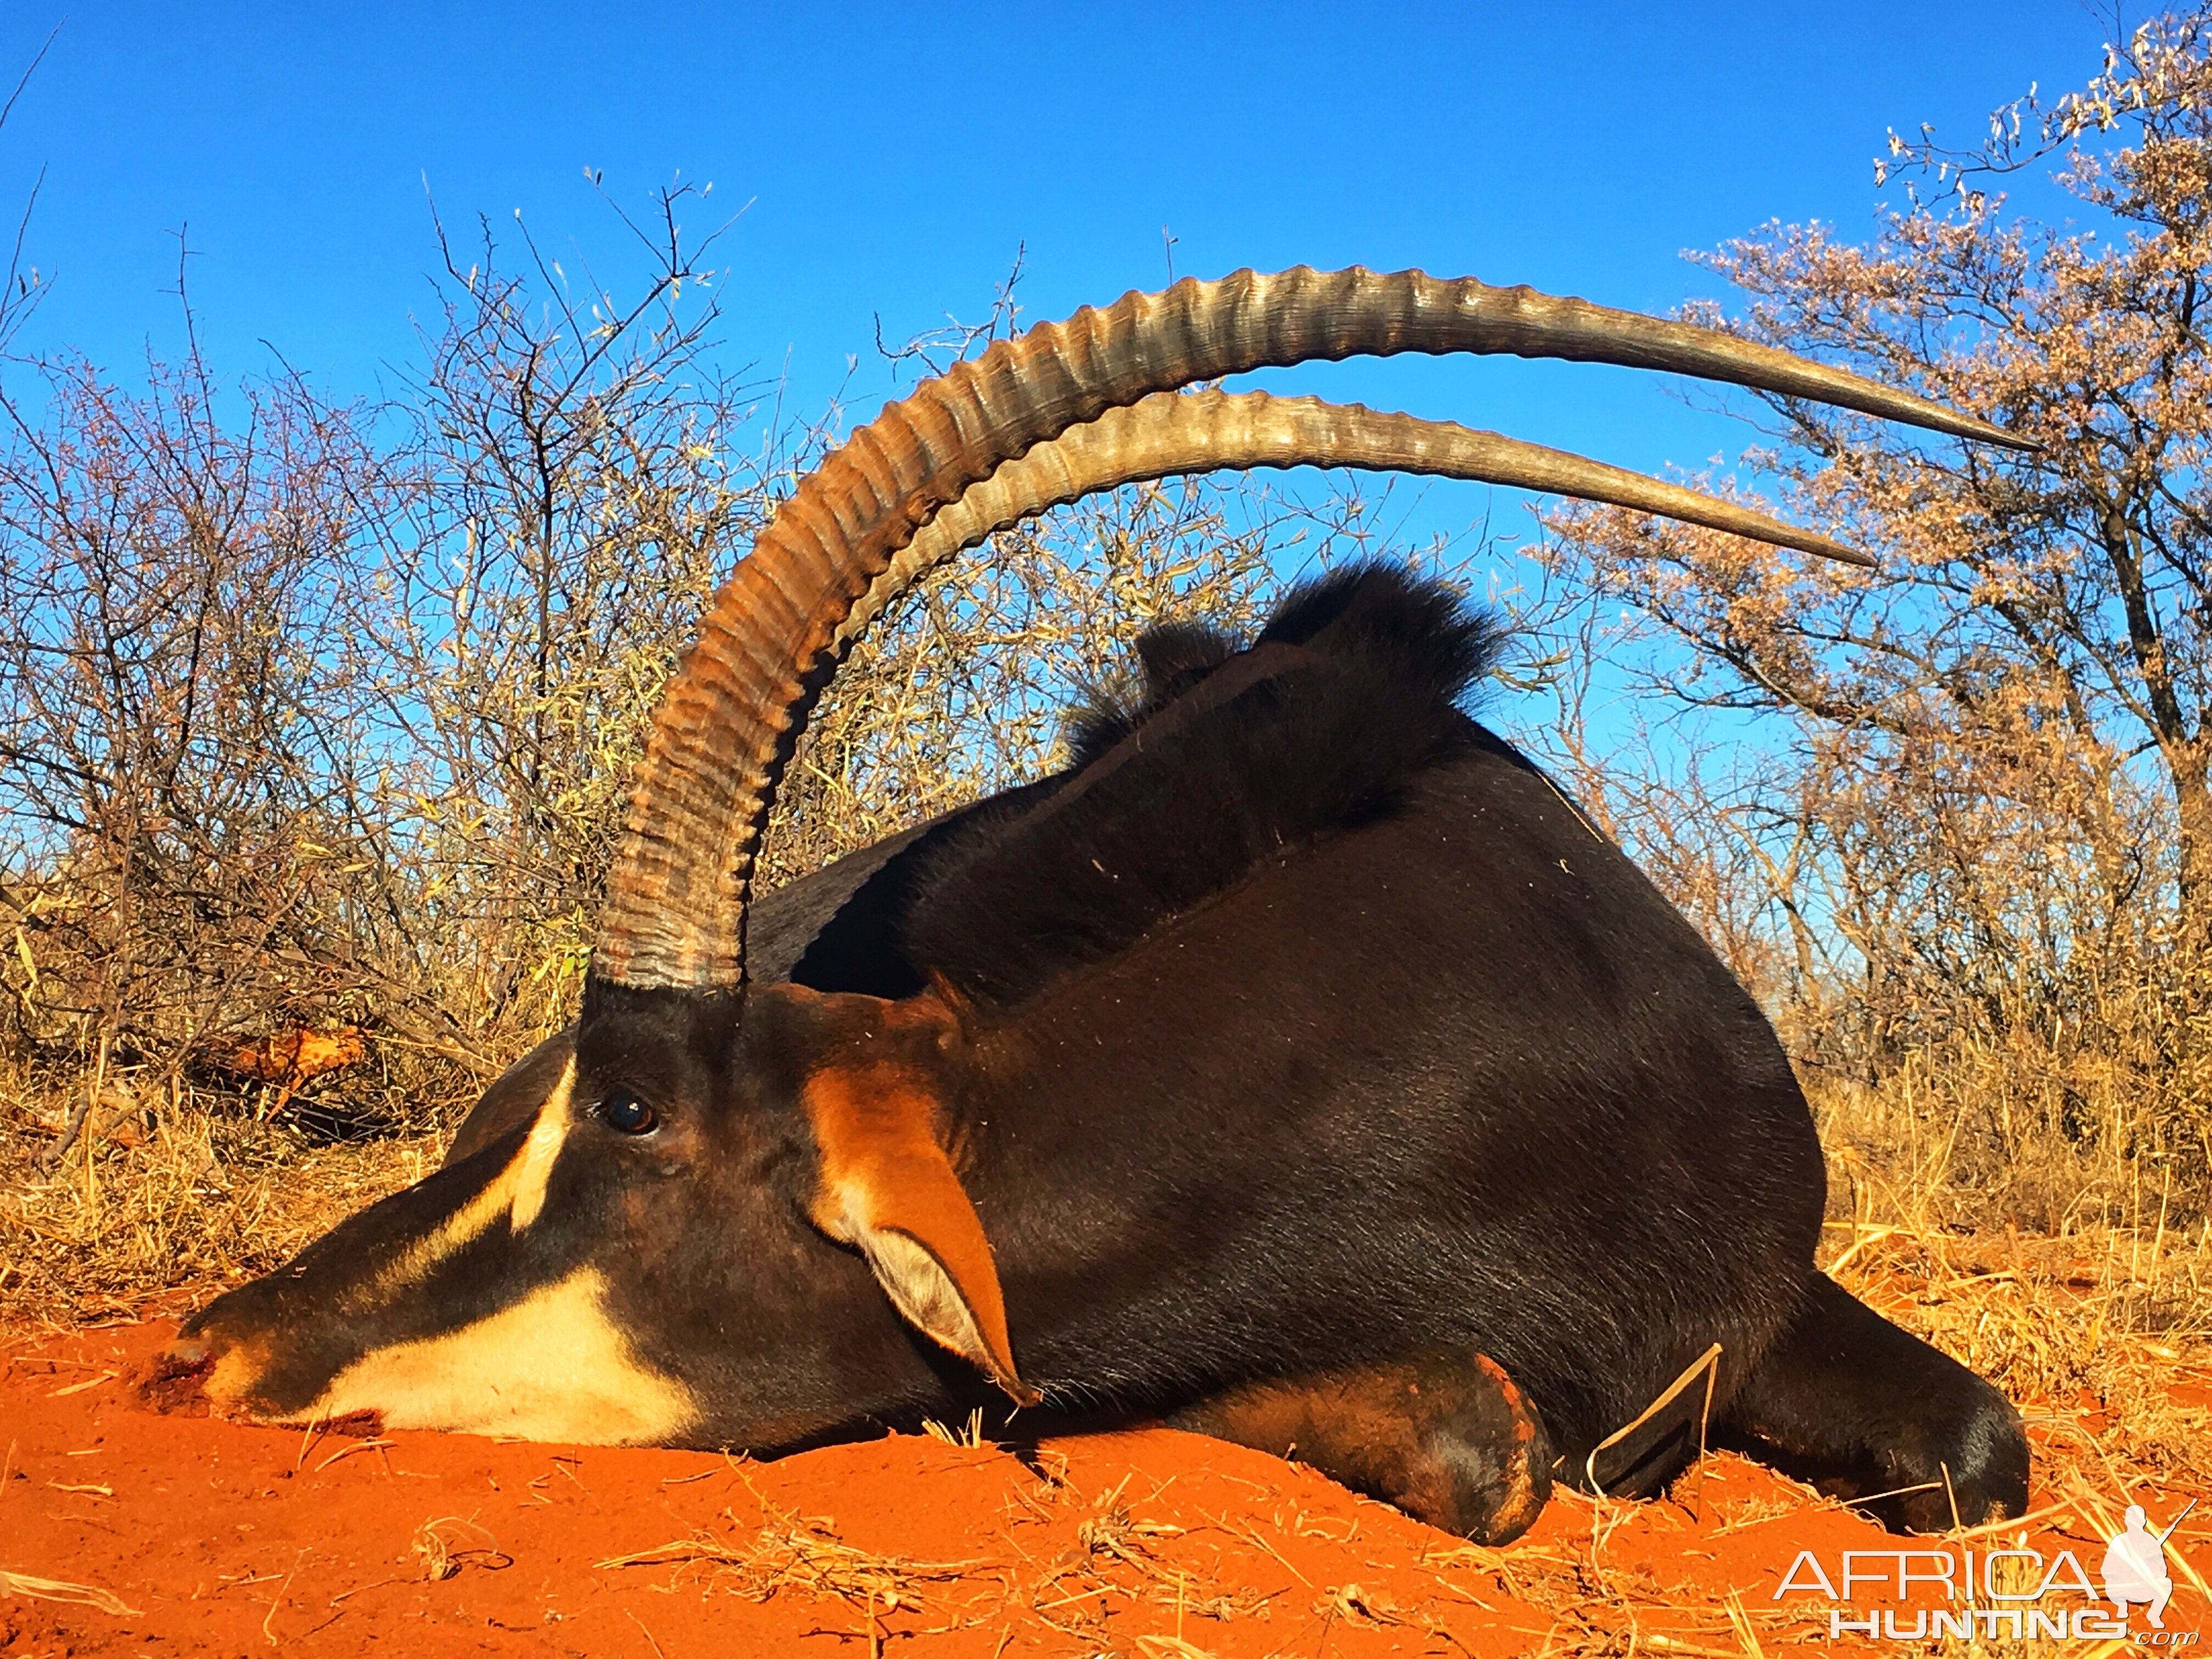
left=1, top=1317, right=2200, bottom=1657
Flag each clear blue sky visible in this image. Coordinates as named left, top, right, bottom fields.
left=0, top=2, right=2111, bottom=540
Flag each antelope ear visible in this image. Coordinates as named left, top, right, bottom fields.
left=803, top=1062, right=1038, bottom=1406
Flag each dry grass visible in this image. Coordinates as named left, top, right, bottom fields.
left=596, top=1460, right=991, bottom=1627
left=0, top=1083, right=442, bottom=1327
left=0, top=1568, right=139, bottom=1618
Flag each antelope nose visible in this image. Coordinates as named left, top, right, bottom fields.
left=137, top=1336, right=214, bottom=1413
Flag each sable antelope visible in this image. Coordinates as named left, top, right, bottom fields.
left=159, top=268, right=2030, bottom=1542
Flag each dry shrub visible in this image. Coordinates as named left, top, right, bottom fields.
left=0, top=466, right=1373, bottom=1324
left=0, top=173, right=1447, bottom=1321
left=1537, top=11, right=2212, bottom=1230
left=0, top=179, right=1414, bottom=1321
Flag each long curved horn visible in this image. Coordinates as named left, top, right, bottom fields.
left=831, top=387, right=1872, bottom=660
left=595, top=266, right=2022, bottom=991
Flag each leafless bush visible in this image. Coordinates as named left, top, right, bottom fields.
left=0, top=188, right=777, bottom=1141
left=0, top=178, right=1463, bottom=1323
left=0, top=342, right=402, bottom=1119
left=1522, top=14, right=2212, bottom=1226
left=340, top=185, right=780, bottom=1051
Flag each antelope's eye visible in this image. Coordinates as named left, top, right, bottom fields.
left=601, top=1093, right=658, bottom=1135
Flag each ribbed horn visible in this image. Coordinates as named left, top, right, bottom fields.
left=595, top=266, right=2021, bottom=991
left=831, top=387, right=1871, bottom=659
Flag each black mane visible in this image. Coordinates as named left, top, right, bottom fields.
left=900, top=565, right=1505, bottom=1008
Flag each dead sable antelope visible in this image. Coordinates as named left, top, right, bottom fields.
left=159, top=268, right=2031, bottom=1543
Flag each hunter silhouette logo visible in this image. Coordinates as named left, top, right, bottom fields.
left=2107, top=1499, right=2195, bottom=1629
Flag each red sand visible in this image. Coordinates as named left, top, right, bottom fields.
left=0, top=1318, right=2198, bottom=1657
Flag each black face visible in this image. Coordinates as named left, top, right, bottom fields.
left=173, top=981, right=985, bottom=1448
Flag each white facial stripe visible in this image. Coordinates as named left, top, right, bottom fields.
left=504, top=1060, right=574, bottom=1232
left=303, top=1266, right=695, bottom=1444
left=344, top=1056, right=577, bottom=1311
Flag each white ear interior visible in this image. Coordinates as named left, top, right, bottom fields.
left=854, top=1224, right=996, bottom=1377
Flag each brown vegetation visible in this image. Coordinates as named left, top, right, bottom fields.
left=1540, top=9, right=2212, bottom=1237
left=0, top=201, right=1389, bottom=1316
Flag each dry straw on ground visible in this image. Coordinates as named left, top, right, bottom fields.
left=562, top=1214, right=2210, bottom=1658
